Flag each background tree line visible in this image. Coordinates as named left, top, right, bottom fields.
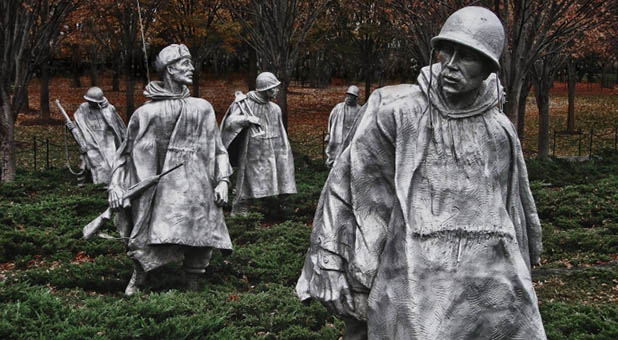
left=2, top=0, right=617, bottom=182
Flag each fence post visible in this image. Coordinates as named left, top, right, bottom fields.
left=552, top=129, right=556, bottom=156
left=578, top=129, right=582, bottom=157
left=33, top=136, right=37, bottom=171
left=46, top=138, right=50, bottom=169
left=589, top=128, right=594, bottom=159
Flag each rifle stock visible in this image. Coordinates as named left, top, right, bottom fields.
left=82, top=163, right=184, bottom=239
left=83, top=208, right=112, bottom=240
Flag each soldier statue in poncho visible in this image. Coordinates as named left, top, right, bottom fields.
left=297, top=7, right=547, bottom=340
left=220, top=72, right=297, bottom=216
left=108, top=44, right=233, bottom=295
left=325, top=85, right=361, bottom=169
left=67, top=87, right=126, bottom=186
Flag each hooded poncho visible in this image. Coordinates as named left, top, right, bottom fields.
left=73, top=99, right=126, bottom=184
left=109, top=81, right=233, bottom=271
left=325, top=101, right=361, bottom=168
left=220, top=91, right=296, bottom=200
left=296, top=64, right=546, bottom=339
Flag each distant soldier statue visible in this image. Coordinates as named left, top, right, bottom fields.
left=325, top=85, right=361, bottom=168
left=220, top=72, right=296, bottom=217
left=67, top=87, right=125, bottom=186
left=108, top=44, right=233, bottom=295
left=297, top=7, right=546, bottom=340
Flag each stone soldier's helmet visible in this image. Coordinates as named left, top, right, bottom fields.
left=154, top=44, right=191, bottom=73
left=430, top=6, right=505, bottom=71
left=83, top=87, right=105, bottom=103
left=256, top=72, right=281, bottom=92
left=346, top=85, right=359, bottom=97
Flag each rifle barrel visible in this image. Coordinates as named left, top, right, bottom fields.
left=54, top=99, right=72, bottom=123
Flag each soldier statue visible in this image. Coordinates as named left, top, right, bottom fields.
left=220, top=72, right=296, bottom=216
left=297, top=7, right=546, bottom=340
left=325, top=85, right=361, bottom=168
left=108, top=44, right=233, bottom=295
left=67, top=87, right=126, bottom=186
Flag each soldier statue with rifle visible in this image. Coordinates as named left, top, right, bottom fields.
left=107, top=44, right=233, bottom=295
left=56, top=87, right=125, bottom=187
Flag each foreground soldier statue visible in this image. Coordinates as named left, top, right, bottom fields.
left=67, top=87, right=126, bottom=186
left=325, top=85, right=361, bottom=168
left=108, top=44, right=233, bottom=295
left=296, top=7, right=546, bottom=340
left=220, top=72, right=296, bottom=216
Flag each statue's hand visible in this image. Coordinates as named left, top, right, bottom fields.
left=214, top=181, right=229, bottom=206
left=108, top=187, right=125, bottom=210
left=246, top=116, right=261, bottom=126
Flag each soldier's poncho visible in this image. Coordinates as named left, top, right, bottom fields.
left=220, top=91, right=296, bottom=200
left=325, top=102, right=361, bottom=168
left=73, top=100, right=126, bottom=184
left=297, top=64, right=546, bottom=339
left=109, top=81, right=233, bottom=272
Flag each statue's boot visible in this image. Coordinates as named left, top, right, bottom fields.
left=185, top=272, right=201, bottom=292
left=124, top=262, right=147, bottom=296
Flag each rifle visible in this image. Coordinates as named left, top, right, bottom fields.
left=234, top=91, right=265, bottom=137
left=82, top=163, right=184, bottom=239
left=55, top=99, right=89, bottom=153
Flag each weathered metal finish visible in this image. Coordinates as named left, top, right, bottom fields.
left=220, top=78, right=296, bottom=209
left=72, top=94, right=126, bottom=185
left=108, top=45, right=232, bottom=294
left=431, top=6, right=505, bottom=71
left=298, top=7, right=545, bottom=339
left=325, top=90, right=361, bottom=168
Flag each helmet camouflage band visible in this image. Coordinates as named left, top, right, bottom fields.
left=256, top=72, right=281, bottom=92
left=430, top=6, right=505, bottom=71
left=83, top=87, right=105, bottom=103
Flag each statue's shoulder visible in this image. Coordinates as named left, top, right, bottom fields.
left=186, top=97, right=215, bottom=112
left=75, top=102, right=89, bottom=114
left=369, top=84, right=425, bottom=119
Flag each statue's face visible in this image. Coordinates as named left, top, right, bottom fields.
left=264, top=87, right=279, bottom=100
left=437, top=41, right=490, bottom=99
left=344, top=94, right=357, bottom=106
left=168, top=57, right=194, bottom=85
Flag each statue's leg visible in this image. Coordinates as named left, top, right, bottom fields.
left=183, top=246, right=213, bottom=291
left=124, top=259, right=147, bottom=296
left=231, top=198, right=250, bottom=217
left=77, top=155, right=89, bottom=187
left=342, top=317, right=368, bottom=340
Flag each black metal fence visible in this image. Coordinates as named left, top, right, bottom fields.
left=552, top=127, right=618, bottom=158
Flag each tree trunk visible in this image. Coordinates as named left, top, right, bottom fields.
left=533, top=71, right=551, bottom=159
left=71, top=44, right=81, bottom=88
left=40, top=59, right=50, bottom=120
left=126, top=75, right=134, bottom=119
left=516, top=78, right=531, bottom=138
left=0, top=91, right=16, bottom=182
left=125, top=48, right=135, bottom=118
left=567, top=58, right=576, bottom=132
left=22, top=86, right=30, bottom=114
left=277, top=80, right=289, bottom=131
left=364, top=67, right=372, bottom=103
left=504, top=74, right=525, bottom=127
left=112, top=54, right=120, bottom=92
left=89, top=46, right=98, bottom=86
left=248, top=45, right=257, bottom=91
left=193, top=59, right=202, bottom=98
